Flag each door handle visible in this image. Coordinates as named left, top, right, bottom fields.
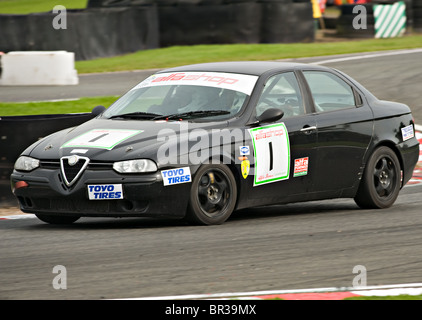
left=300, top=126, right=317, bottom=133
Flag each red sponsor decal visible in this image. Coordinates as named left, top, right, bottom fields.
left=255, top=129, right=284, bottom=140
left=294, top=157, right=308, bottom=177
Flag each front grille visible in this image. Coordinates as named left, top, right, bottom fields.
left=40, top=158, right=114, bottom=188
left=40, top=160, right=113, bottom=170
left=60, top=156, right=90, bottom=187
left=87, top=162, right=113, bottom=170
left=30, top=198, right=111, bottom=212
left=39, top=161, right=60, bottom=169
left=62, top=160, right=85, bottom=181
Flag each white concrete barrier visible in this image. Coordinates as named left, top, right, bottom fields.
left=0, top=51, right=78, bottom=86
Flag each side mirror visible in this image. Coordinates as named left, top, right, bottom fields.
left=91, top=105, right=106, bottom=116
left=257, top=108, right=284, bottom=124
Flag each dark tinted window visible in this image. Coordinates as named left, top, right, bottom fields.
left=303, top=71, right=357, bottom=113
left=256, top=72, right=304, bottom=119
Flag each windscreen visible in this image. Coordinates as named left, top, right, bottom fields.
left=102, top=72, right=258, bottom=121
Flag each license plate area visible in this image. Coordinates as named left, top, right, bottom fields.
left=87, top=184, right=123, bottom=200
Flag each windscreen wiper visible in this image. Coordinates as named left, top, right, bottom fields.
left=153, top=110, right=230, bottom=120
left=108, top=112, right=161, bottom=120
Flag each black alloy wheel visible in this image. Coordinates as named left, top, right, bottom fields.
left=186, top=164, right=237, bottom=225
left=354, top=146, right=401, bottom=209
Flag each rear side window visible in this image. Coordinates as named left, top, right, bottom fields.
left=303, top=71, right=357, bottom=113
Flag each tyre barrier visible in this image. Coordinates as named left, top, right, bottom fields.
left=337, top=4, right=376, bottom=38
left=0, top=1, right=315, bottom=61
left=159, top=2, right=263, bottom=46
left=0, top=6, right=160, bottom=61
left=261, top=2, right=315, bottom=43
left=414, top=0, right=422, bottom=31
left=0, top=113, right=97, bottom=206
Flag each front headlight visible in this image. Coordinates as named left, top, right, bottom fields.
left=14, top=156, right=40, bottom=172
left=113, top=159, right=157, bottom=173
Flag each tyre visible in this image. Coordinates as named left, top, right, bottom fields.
left=414, top=8, right=422, bottom=18
left=340, top=4, right=374, bottom=15
left=354, top=146, right=401, bottom=209
left=36, top=214, right=80, bottom=225
left=185, top=164, right=237, bottom=225
left=260, top=0, right=291, bottom=2
left=414, top=0, right=422, bottom=9
left=414, top=18, right=422, bottom=29
left=260, top=3, right=314, bottom=43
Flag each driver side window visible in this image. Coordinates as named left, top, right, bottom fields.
left=256, top=72, right=304, bottom=119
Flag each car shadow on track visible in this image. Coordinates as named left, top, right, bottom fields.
left=230, top=200, right=360, bottom=222
left=25, top=199, right=360, bottom=230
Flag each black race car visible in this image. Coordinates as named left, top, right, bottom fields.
left=11, top=62, right=419, bottom=225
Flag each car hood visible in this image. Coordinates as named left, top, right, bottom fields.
left=25, top=118, right=233, bottom=165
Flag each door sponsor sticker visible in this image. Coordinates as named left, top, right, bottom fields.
left=88, top=184, right=123, bottom=200
left=401, top=124, right=415, bottom=141
left=249, top=123, right=290, bottom=186
left=239, top=146, right=250, bottom=156
left=294, top=157, right=309, bottom=177
left=241, top=159, right=250, bottom=179
left=161, top=167, right=192, bottom=186
left=62, top=129, right=143, bottom=150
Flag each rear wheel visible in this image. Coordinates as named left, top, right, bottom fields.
left=36, top=214, right=80, bottom=225
left=186, top=164, right=237, bottom=225
left=354, top=146, right=401, bottom=209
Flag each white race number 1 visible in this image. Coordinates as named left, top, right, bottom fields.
left=249, top=123, right=290, bottom=186
left=61, top=129, right=143, bottom=150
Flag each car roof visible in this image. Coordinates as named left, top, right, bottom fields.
left=160, top=61, right=328, bottom=76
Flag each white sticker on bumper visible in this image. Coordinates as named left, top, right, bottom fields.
left=401, top=124, right=415, bottom=141
left=88, top=184, right=123, bottom=200
left=161, top=167, right=192, bottom=186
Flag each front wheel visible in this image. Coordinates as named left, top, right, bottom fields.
left=185, top=164, right=237, bottom=225
left=36, top=214, right=80, bottom=225
left=354, top=146, right=401, bottom=209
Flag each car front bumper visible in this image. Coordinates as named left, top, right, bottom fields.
left=10, top=167, right=191, bottom=219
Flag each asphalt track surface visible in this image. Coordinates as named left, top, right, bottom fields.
left=0, top=50, right=421, bottom=300
left=1, top=186, right=422, bottom=300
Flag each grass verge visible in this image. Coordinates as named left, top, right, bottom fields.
left=0, top=96, right=118, bottom=116
left=75, top=34, right=422, bottom=73
left=0, top=0, right=87, bottom=14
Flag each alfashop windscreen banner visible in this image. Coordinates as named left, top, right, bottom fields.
left=136, top=72, right=259, bottom=95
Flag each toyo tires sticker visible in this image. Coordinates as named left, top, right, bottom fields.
left=161, top=167, right=192, bottom=186
left=88, top=184, right=123, bottom=200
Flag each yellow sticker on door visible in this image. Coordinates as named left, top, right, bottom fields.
left=241, top=160, right=250, bottom=179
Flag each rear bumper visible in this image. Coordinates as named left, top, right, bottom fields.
left=399, top=139, right=420, bottom=187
